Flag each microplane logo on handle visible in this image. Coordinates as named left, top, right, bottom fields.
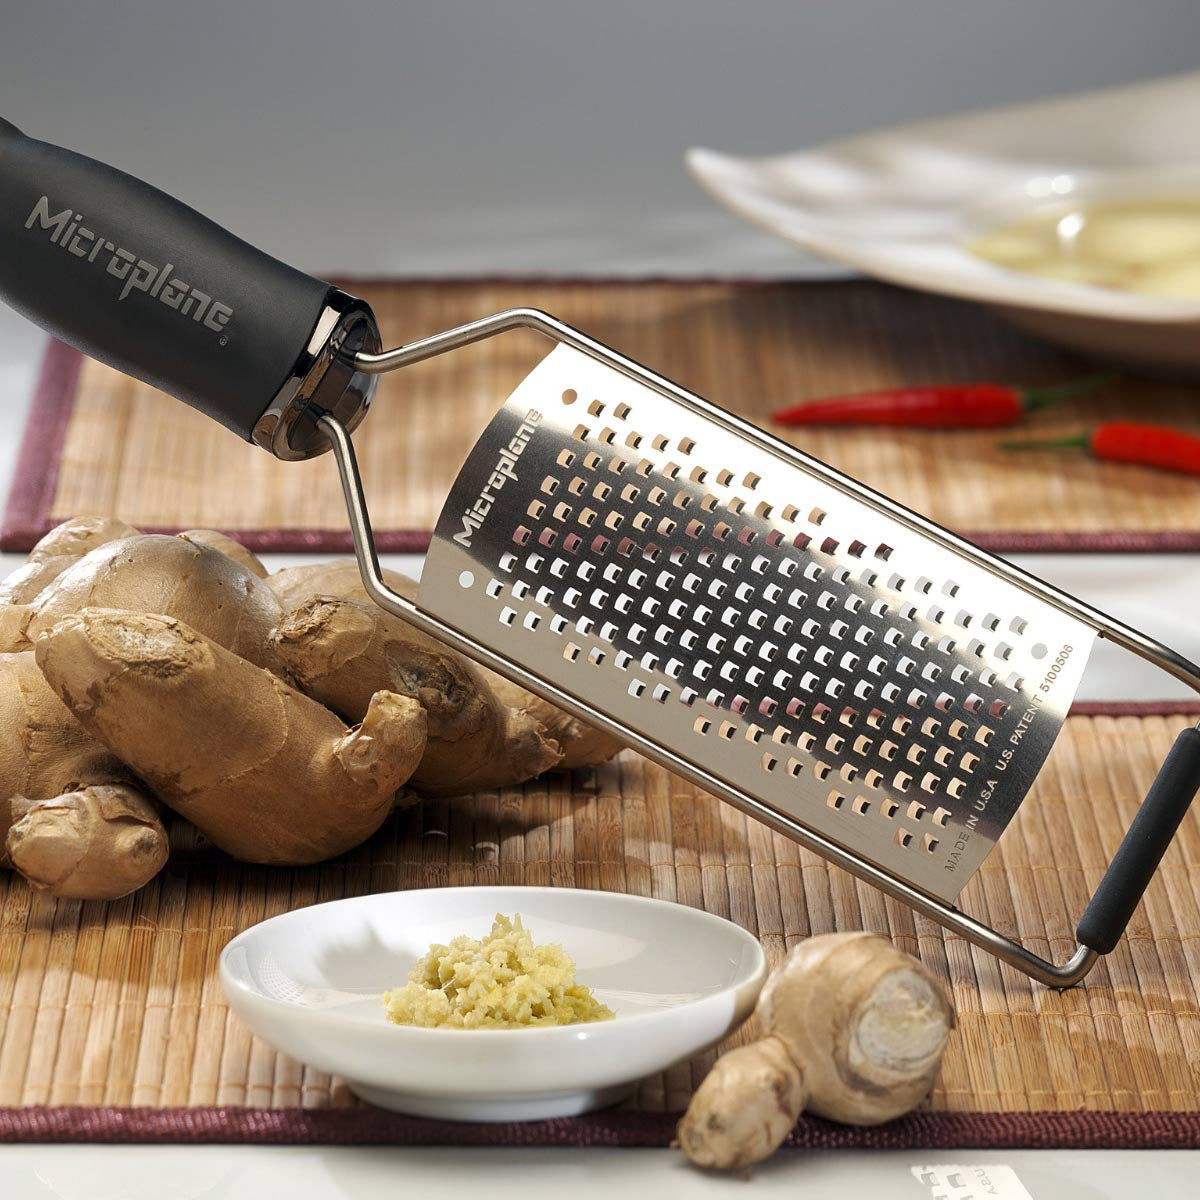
left=454, top=408, right=542, bottom=547
left=24, top=196, right=234, bottom=335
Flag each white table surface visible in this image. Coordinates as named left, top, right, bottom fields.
left=0, top=305, right=1197, bottom=1196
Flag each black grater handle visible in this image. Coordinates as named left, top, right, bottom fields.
left=0, top=117, right=335, bottom=442
left=1076, top=726, right=1200, bottom=956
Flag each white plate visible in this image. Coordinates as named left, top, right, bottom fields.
left=219, top=886, right=766, bottom=1122
left=688, top=72, right=1200, bottom=371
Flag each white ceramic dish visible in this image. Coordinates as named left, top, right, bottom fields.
left=219, top=886, right=766, bottom=1121
left=688, top=72, right=1200, bottom=372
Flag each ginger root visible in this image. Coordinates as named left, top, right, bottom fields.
left=268, top=559, right=624, bottom=770
left=7, top=785, right=168, bottom=900
left=0, top=515, right=142, bottom=606
left=28, top=515, right=139, bottom=563
left=0, top=555, right=78, bottom=605
left=676, top=932, right=954, bottom=1170
left=273, top=596, right=560, bottom=796
left=0, top=650, right=167, bottom=899
left=177, top=529, right=269, bottom=579
left=0, top=534, right=287, bottom=674
left=36, top=608, right=427, bottom=865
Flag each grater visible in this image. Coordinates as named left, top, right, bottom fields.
left=2, top=121, right=1199, bottom=988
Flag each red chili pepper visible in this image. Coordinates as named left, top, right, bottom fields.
left=1001, top=422, right=1200, bottom=476
left=771, top=372, right=1115, bottom=429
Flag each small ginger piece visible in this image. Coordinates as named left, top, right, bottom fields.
left=28, top=515, right=139, bottom=563
left=676, top=932, right=954, bottom=1170
left=36, top=608, right=427, bottom=865
left=0, top=650, right=167, bottom=899
left=384, top=913, right=614, bottom=1029
left=268, top=559, right=624, bottom=770
left=177, top=529, right=269, bottom=579
left=0, top=555, right=78, bottom=605
left=0, top=534, right=288, bottom=675
left=274, top=596, right=561, bottom=796
left=7, top=785, right=168, bottom=900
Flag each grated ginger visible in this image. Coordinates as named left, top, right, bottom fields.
left=383, top=913, right=615, bottom=1029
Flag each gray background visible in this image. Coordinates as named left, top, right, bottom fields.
left=1, top=0, right=1198, bottom=276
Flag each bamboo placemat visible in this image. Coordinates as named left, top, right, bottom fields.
left=2, top=711, right=1199, bottom=1146
left=6, top=280, right=1200, bottom=554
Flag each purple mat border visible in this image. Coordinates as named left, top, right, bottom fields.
left=2, top=338, right=83, bottom=552
left=6, top=339, right=1200, bottom=556
left=1, top=1106, right=1199, bottom=1149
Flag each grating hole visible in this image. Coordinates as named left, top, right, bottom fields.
left=895, top=828, right=913, bottom=848
left=827, top=790, right=845, bottom=811
left=761, top=753, right=777, bottom=773
left=923, top=834, right=939, bottom=854
left=563, top=642, right=581, bottom=662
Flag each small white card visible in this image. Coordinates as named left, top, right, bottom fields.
left=911, top=1164, right=1036, bottom=1200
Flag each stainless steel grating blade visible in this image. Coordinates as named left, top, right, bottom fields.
left=419, top=344, right=1094, bottom=903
